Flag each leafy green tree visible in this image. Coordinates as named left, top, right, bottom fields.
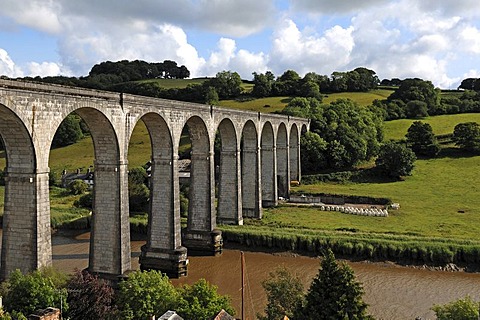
left=128, top=167, right=150, bottom=213
left=66, top=270, right=117, bottom=320
left=432, top=296, right=479, bottom=320
left=117, top=270, right=179, bottom=320
left=2, top=269, right=68, bottom=317
left=205, top=86, right=219, bottom=105
left=452, top=122, right=480, bottom=153
left=204, top=71, right=242, bottom=99
left=52, top=114, right=83, bottom=148
left=259, top=267, right=304, bottom=320
left=176, top=279, right=234, bottom=320
left=252, top=71, right=275, bottom=97
left=312, top=99, right=383, bottom=169
left=281, top=97, right=321, bottom=118
left=294, top=249, right=371, bottom=320
left=388, top=78, right=440, bottom=116
left=405, top=121, right=440, bottom=157
left=405, top=100, right=429, bottom=118
left=375, top=141, right=416, bottom=179
left=300, top=132, right=328, bottom=174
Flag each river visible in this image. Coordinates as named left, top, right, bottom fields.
left=51, top=232, right=480, bottom=320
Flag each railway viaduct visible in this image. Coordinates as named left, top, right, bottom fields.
left=0, top=79, right=309, bottom=279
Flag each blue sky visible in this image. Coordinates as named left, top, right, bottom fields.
left=1, top=0, right=480, bottom=88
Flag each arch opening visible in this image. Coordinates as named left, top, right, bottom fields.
left=241, top=121, right=261, bottom=218
left=215, top=118, right=242, bottom=225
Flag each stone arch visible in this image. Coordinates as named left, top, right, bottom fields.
left=241, top=120, right=261, bottom=218
left=276, top=123, right=289, bottom=199
left=68, top=107, right=130, bottom=276
left=289, top=123, right=300, bottom=182
left=181, top=116, right=220, bottom=253
left=261, top=121, right=277, bottom=207
left=0, top=103, right=50, bottom=279
left=133, top=113, right=187, bottom=277
left=216, top=118, right=242, bottom=225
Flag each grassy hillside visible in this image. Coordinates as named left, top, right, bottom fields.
left=384, top=113, right=480, bottom=141
left=323, top=89, right=394, bottom=106
left=288, top=154, right=480, bottom=240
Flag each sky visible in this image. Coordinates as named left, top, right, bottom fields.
left=1, top=0, right=480, bottom=89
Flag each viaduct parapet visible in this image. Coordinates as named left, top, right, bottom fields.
left=0, top=79, right=309, bottom=279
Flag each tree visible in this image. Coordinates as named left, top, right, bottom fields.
left=452, top=122, right=480, bottom=153
left=2, top=269, right=68, bottom=317
left=388, top=78, right=440, bottom=116
left=128, top=167, right=150, bottom=213
left=294, top=249, right=370, bottom=320
left=260, top=267, right=304, bottom=320
left=375, top=141, right=416, bottom=179
left=52, top=114, right=83, bottom=148
left=405, top=100, right=429, bottom=118
left=66, top=270, right=117, bottom=320
left=405, top=121, right=440, bottom=157
left=310, top=99, right=384, bottom=169
left=252, top=71, right=275, bottom=98
left=204, top=71, right=242, bottom=99
left=300, top=132, right=328, bottom=174
left=176, top=279, right=234, bottom=320
left=432, top=296, right=479, bottom=320
left=205, top=86, right=219, bottom=105
left=116, top=270, right=179, bottom=320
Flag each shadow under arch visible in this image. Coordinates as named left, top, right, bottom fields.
left=134, top=112, right=188, bottom=277
left=68, top=107, right=131, bottom=276
left=181, top=116, right=222, bottom=255
left=216, top=118, right=242, bottom=225
left=261, top=121, right=277, bottom=207
left=0, top=103, right=50, bottom=279
left=277, top=122, right=289, bottom=198
left=289, top=123, right=300, bottom=182
left=241, top=120, right=261, bottom=218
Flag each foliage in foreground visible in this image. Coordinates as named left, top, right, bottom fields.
left=117, top=270, right=233, bottom=320
left=259, top=267, right=304, bottom=320
left=294, top=249, right=372, bottom=319
left=0, top=268, right=68, bottom=318
left=432, top=296, right=480, bottom=320
left=66, top=269, right=117, bottom=320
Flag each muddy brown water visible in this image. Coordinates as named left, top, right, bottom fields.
left=50, top=232, right=480, bottom=320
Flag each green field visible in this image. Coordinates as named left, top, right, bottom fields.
left=384, top=113, right=480, bottom=141
left=323, top=89, right=394, bottom=106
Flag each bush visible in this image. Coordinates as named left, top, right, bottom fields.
left=2, top=269, right=68, bottom=316
left=432, top=296, right=480, bottom=320
left=375, top=141, right=416, bottom=179
left=68, top=179, right=89, bottom=195
left=74, top=192, right=93, bottom=209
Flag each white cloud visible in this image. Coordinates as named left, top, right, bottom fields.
left=459, top=26, right=480, bottom=54
left=269, top=19, right=354, bottom=76
left=26, top=62, right=65, bottom=77
left=0, top=49, right=23, bottom=77
left=0, top=0, right=61, bottom=34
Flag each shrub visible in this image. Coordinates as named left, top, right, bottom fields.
left=68, top=179, right=89, bottom=195
left=74, top=193, right=93, bottom=209
left=432, top=296, right=479, bottom=320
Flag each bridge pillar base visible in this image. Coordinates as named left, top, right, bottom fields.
left=217, top=217, right=243, bottom=226
left=182, top=229, right=223, bottom=256
left=139, top=246, right=188, bottom=278
left=262, top=199, right=278, bottom=207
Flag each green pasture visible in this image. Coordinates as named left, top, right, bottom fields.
left=283, top=154, right=480, bottom=240
left=218, top=96, right=291, bottom=113
left=323, top=89, right=394, bottom=106
left=384, top=113, right=480, bottom=141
